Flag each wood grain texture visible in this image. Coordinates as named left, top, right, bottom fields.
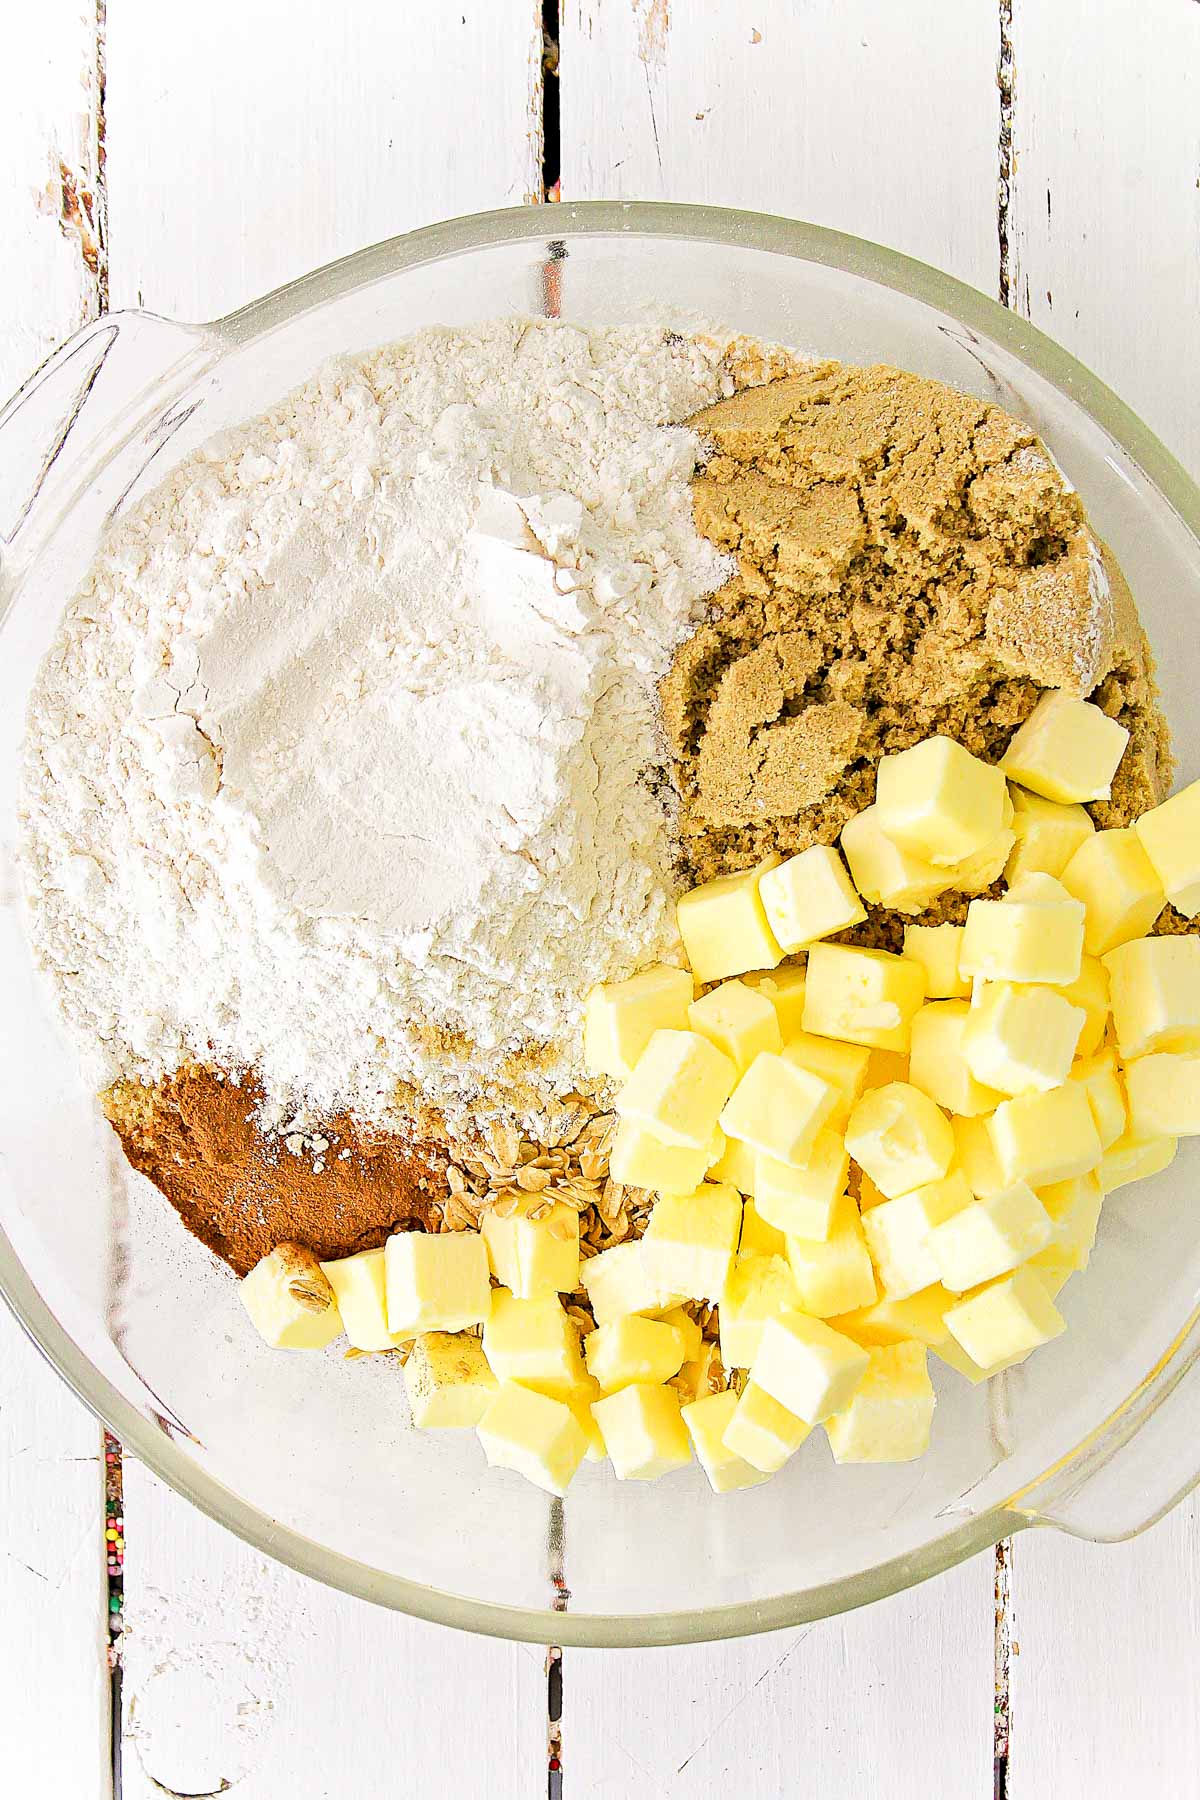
left=560, top=0, right=1001, bottom=290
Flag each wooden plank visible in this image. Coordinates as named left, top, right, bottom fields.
left=119, top=1461, right=547, bottom=1800
left=560, top=0, right=1001, bottom=290
left=103, top=0, right=545, bottom=319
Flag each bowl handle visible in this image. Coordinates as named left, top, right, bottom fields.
left=0, top=312, right=216, bottom=602
left=1006, top=1305, right=1200, bottom=1541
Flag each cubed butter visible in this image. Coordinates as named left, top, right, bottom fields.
left=592, top=1383, right=693, bottom=1481
left=1124, top=1052, right=1200, bottom=1137
left=708, top=1133, right=758, bottom=1197
left=616, top=1029, right=738, bottom=1149
left=959, top=874, right=1085, bottom=986
left=864, top=1047, right=911, bottom=1090
left=840, top=805, right=952, bottom=913
left=578, top=1240, right=684, bottom=1324
left=404, top=1331, right=498, bottom=1428
left=608, top=1119, right=723, bottom=1196
left=875, top=735, right=1008, bottom=865
left=741, top=965, right=809, bottom=1038
left=751, top=1311, right=869, bottom=1425
left=944, top=1267, right=1066, bottom=1368
left=582, top=964, right=695, bottom=1080
left=584, top=1314, right=688, bottom=1392
left=1060, top=829, right=1165, bottom=956
left=781, top=1032, right=872, bottom=1129
left=803, top=944, right=928, bottom=1052
left=861, top=1171, right=973, bottom=1300
left=738, top=1197, right=787, bottom=1257
left=830, top=1284, right=954, bottom=1349
left=681, top=1390, right=772, bottom=1493
left=718, top=1253, right=802, bottom=1368
left=1055, top=954, right=1110, bottom=1056
left=321, top=1247, right=405, bottom=1352
left=1037, top=1169, right=1104, bottom=1271
left=676, top=858, right=784, bottom=984
left=722, top=1379, right=811, bottom=1473
left=656, top=1306, right=704, bottom=1365
left=641, top=1183, right=744, bottom=1302
left=939, top=820, right=1017, bottom=895
left=482, top=1290, right=584, bottom=1397
left=719, top=1051, right=838, bottom=1167
left=1000, top=691, right=1129, bottom=803
left=1103, top=935, right=1200, bottom=1060
left=477, top=1383, right=588, bottom=1496
left=385, top=1229, right=492, bottom=1337
left=480, top=1195, right=580, bottom=1299
left=1134, top=777, right=1200, bottom=916
left=241, top=1243, right=342, bottom=1351
left=927, top=1183, right=1053, bottom=1291
left=909, top=1000, right=1005, bottom=1116
left=844, top=1081, right=954, bottom=1199
left=952, top=1112, right=1006, bottom=1199
left=754, top=1133, right=850, bottom=1240
left=903, top=923, right=970, bottom=1000
left=961, top=982, right=1085, bottom=1095
left=1069, top=1048, right=1127, bottom=1149
left=758, top=844, right=866, bottom=952
left=784, top=1194, right=878, bottom=1318
left=1006, top=788, right=1096, bottom=884
left=824, top=1342, right=936, bottom=1464
left=932, top=1337, right=1028, bottom=1385
left=688, top=979, right=781, bottom=1074
left=987, top=1085, right=1102, bottom=1187
left=561, top=1372, right=607, bottom=1462
left=1100, top=1129, right=1178, bottom=1193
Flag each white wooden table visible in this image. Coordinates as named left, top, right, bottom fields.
left=3, top=4, right=1199, bottom=1794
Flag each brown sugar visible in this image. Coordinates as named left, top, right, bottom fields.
left=665, top=363, right=1172, bottom=902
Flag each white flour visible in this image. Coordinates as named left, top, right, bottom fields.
left=19, top=319, right=740, bottom=1128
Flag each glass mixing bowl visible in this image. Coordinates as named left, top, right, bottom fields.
left=2, top=202, right=1199, bottom=1648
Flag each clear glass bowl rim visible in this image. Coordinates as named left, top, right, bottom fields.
left=4, top=197, right=1200, bottom=1648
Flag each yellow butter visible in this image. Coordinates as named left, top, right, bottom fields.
left=803, top=943, right=928, bottom=1052
left=477, top=1382, right=588, bottom=1496
left=860, top=1171, right=973, bottom=1300
left=707, top=1133, right=758, bottom=1197
left=840, top=804, right=952, bottom=913
left=784, top=1193, right=878, bottom=1318
left=672, top=1338, right=725, bottom=1406
left=824, top=1341, right=936, bottom=1464
left=1102, top=935, right=1200, bottom=1060
left=1068, top=1048, right=1127, bottom=1149
left=655, top=1306, right=704, bottom=1365
left=932, top=1337, right=1029, bottom=1384
left=616, top=1028, right=738, bottom=1149
left=676, top=857, right=784, bottom=984
left=608, top=1118, right=724, bottom=1196
left=561, top=1372, right=608, bottom=1462
left=844, top=1080, right=954, bottom=1199
left=480, top=1194, right=580, bottom=1299
left=1054, top=954, right=1110, bottom=1057
left=384, top=1229, right=492, bottom=1337
left=719, top=1050, right=839, bottom=1167
left=583, top=1314, right=688, bottom=1392
left=1036, top=1169, right=1104, bottom=1271
left=404, top=1331, right=498, bottom=1428
left=1100, top=1128, right=1178, bottom=1193
left=1124, top=1052, right=1200, bottom=1138
left=961, top=982, right=1085, bottom=1095
left=940, top=819, right=1017, bottom=896
left=987, top=1084, right=1102, bottom=1188
left=753, top=1131, right=850, bottom=1240
left=952, top=1113, right=1006, bottom=1199
left=1134, top=777, right=1200, bottom=916
left=1000, top=691, right=1130, bottom=803
left=578, top=1240, right=685, bottom=1324
left=864, top=1046, right=911, bottom=1090
left=944, top=1266, right=1066, bottom=1368
left=592, top=1382, right=693, bottom=1481
left=241, top=1244, right=343, bottom=1351
left=781, top=1032, right=872, bottom=1129
left=688, top=978, right=782, bottom=1075
left=1060, top=829, right=1165, bottom=956
left=909, top=999, right=1005, bottom=1116
left=582, top=964, right=695, bottom=1081
left=1006, top=787, right=1096, bottom=884
left=641, top=1183, right=744, bottom=1302
left=758, top=843, right=866, bottom=952
left=927, top=1182, right=1053, bottom=1292
left=751, top=1310, right=869, bottom=1425
left=320, top=1247, right=406, bottom=1352
left=959, top=874, right=1085, bottom=986
left=681, top=1390, right=772, bottom=1493
left=482, top=1290, right=585, bottom=1397
left=741, top=965, right=809, bottom=1038
left=738, top=1196, right=787, bottom=1257
left=722, top=1378, right=811, bottom=1472
left=875, top=734, right=1008, bottom=865
left=718, top=1253, right=802, bottom=1370
left=903, top=923, right=969, bottom=1000
left=830, top=1284, right=954, bottom=1349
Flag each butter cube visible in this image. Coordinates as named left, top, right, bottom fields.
left=738, top=1197, right=787, bottom=1257
left=676, top=858, right=784, bottom=984
left=927, top=1183, right=1053, bottom=1291
left=875, top=735, right=1008, bottom=865
left=1069, top=1048, right=1127, bottom=1149
left=758, top=844, right=866, bottom=952
left=910, top=1000, right=1005, bottom=1116
left=861, top=1171, right=973, bottom=1299
left=480, top=1196, right=580, bottom=1300
left=578, top=1240, right=685, bottom=1324
left=1134, top=777, right=1200, bottom=915
left=641, top=1183, right=743, bottom=1301
left=681, top=1390, right=772, bottom=1493
left=482, top=1290, right=584, bottom=1396
left=608, top=1119, right=723, bottom=1196
left=781, top=1032, right=872, bottom=1129
left=952, top=1113, right=1006, bottom=1198
left=864, top=1047, right=911, bottom=1089
left=719, top=1051, right=838, bottom=1166
left=944, top=1267, right=1066, bottom=1367
left=962, top=983, right=1085, bottom=1095
left=988, top=1085, right=1102, bottom=1188
left=1055, top=954, right=1110, bottom=1057
left=751, top=1311, right=869, bottom=1424
left=656, top=1306, right=704, bottom=1364
left=477, top=1383, right=588, bottom=1496
left=616, top=1029, right=738, bottom=1148
left=241, top=1243, right=342, bottom=1350
left=404, top=1331, right=498, bottom=1428
left=844, top=1081, right=954, bottom=1199
left=784, top=1194, right=878, bottom=1317
left=840, top=805, right=951, bottom=913
left=1100, top=1129, right=1178, bottom=1192
left=741, top=965, right=809, bottom=1038
left=1125, top=1052, right=1200, bottom=1137
left=932, top=1337, right=1029, bottom=1384
left=708, top=1132, right=758, bottom=1196
left=583, top=964, right=694, bottom=1080
left=584, top=1314, right=688, bottom=1392
left=1027, top=1256, right=1075, bottom=1303
left=321, top=1247, right=405, bottom=1352
left=903, top=923, right=969, bottom=1000
left=830, top=1284, right=954, bottom=1349
left=1103, top=936, right=1200, bottom=1060
left=1060, top=829, right=1165, bottom=956
left=385, top=1229, right=491, bottom=1337
left=719, top=1253, right=801, bottom=1369
left=562, top=1372, right=607, bottom=1462
left=1037, top=1169, right=1104, bottom=1271
left=959, top=875, right=1085, bottom=986
left=803, top=943, right=927, bottom=1052
left=722, top=1379, right=811, bottom=1472
left=824, top=1342, right=936, bottom=1463
left=754, top=1131, right=850, bottom=1240
left=592, top=1383, right=693, bottom=1481
left=688, top=978, right=781, bottom=1075
left=942, top=821, right=1018, bottom=896
left=1006, top=788, right=1096, bottom=884
left=1001, top=691, right=1130, bottom=802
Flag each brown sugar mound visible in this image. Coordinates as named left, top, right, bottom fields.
left=104, top=1067, right=448, bottom=1276
left=664, top=363, right=1172, bottom=895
